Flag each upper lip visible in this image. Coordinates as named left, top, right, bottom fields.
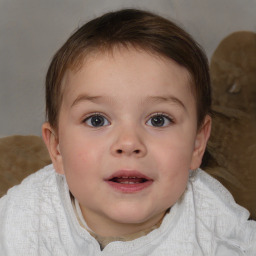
left=105, top=170, right=153, bottom=181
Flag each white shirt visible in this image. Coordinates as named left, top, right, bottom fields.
left=0, top=164, right=255, bottom=255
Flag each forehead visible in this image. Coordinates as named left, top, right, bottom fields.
left=60, top=47, right=194, bottom=108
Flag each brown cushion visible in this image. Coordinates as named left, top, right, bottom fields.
left=205, top=31, right=256, bottom=219
left=0, top=135, right=51, bottom=197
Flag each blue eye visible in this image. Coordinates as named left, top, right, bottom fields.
left=84, top=114, right=110, bottom=127
left=146, top=114, right=172, bottom=127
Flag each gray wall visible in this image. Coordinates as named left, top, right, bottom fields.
left=1, top=0, right=255, bottom=137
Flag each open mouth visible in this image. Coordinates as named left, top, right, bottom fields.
left=106, top=171, right=153, bottom=193
left=109, top=176, right=149, bottom=184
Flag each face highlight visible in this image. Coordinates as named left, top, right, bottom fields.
left=43, top=47, right=211, bottom=237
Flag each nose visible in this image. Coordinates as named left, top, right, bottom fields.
left=110, top=126, right=147, bottom=158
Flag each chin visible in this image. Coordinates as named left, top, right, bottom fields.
left=107, top=205, right=161, bottom=226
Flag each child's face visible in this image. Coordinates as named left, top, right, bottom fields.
left=43, top=47, right=210, bottom=236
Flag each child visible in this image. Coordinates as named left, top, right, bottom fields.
left=0, top=9, right=255, bottom=255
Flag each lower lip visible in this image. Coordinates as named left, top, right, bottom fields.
left=106, top=180, right=153, bottom=193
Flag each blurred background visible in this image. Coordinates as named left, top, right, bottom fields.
left=1, top=0, right=256, bottom=137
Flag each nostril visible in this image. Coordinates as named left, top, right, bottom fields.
left=116, top=149, right=140, bottom=154
left=117, top=149, right=122, bottom=154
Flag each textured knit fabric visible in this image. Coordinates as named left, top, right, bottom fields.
left=0, top=164, right=255, bottom=256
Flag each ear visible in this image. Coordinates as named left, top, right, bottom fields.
left=190, top=115, right=211, bottom=170
left=42, top=122, right=64, bottom=174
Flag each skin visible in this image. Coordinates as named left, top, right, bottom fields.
left=43, top=47, right=211, bottom=237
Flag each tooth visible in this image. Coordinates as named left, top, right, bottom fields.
left=120, top=181, right=140, bottom=184
left=117, top=176, right=140, bottom=179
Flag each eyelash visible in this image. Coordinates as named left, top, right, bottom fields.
left=82, top=112, right=174, bottom=128
left=146, top=113, right=174, bottom=127
left=82, top=112, right=110, bottom=127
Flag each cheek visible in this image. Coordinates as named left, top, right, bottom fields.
left=59, top=134, right=106, bottom=176
left=60, top=141, right=106, bottom=199
left=157, top=146, right=191, bottom=202
left=152, top=134, right=195, bottom=171
left=152, top=150, right=190, bottom=209
left=150, top=135, right=193, bottom=195
left=158, top=154, right=190, bottom=189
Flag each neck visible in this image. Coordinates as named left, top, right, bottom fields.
left=90, top=216, right=164, bottom=249
left=71, top=194, right=168, bottom=248
left=80, top=206, right=166, bottom=237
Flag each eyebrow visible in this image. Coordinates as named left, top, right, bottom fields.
left=71, top=94, right=105, bottom=107
left=145, top=95, right=186, bottom=111
left=71, top=94, right=186, bottom=111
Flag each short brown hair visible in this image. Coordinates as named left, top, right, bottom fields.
left=45, top=9, right=211, bottom=129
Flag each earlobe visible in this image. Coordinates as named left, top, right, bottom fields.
left=42, top=122, right=64, bottom=174
left=190, top=115, right=212, bottom=170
